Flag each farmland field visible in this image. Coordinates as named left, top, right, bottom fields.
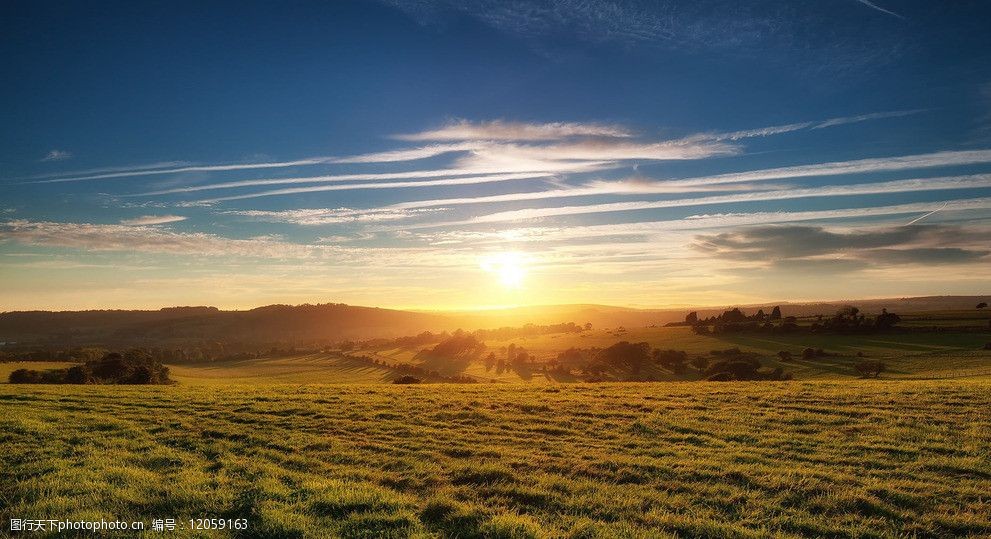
left=83, top=325, right=990, bottom=387
left=3, top=379, right=990, bottom=538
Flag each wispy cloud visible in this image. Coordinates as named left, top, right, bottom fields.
left=119, top=215, right=187, bottom=226
left=663, top=149, right=991, bottom=188
left=0, top=219, right=478, bottom=268
left=402, top=199, right=991, bottom=245
left=192, top=172, right=560, bottom=203
left=330, top=142, right=484, bottom=163
left=415, top=174, right=991, bottom=226
left=40, top=149, right=72, bottom=162
left=377, top=171, right=991, bottom=221
left=32, top=156, right=337, bottom=183
left=393, top=119, right=633, bottom=141
left=853, top=0, right=905, bottom=20
left=693, top=224, right=986, bottom=274
left=138, top=169, right=528, bottom=196
left=226, top=208, right=443, bottom=225
left=814, top=109, right=921, bottom=129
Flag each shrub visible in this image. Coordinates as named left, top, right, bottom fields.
left=854, top=360, right=886, bottom=378
left=689, top=356, right=709, bottom=373
left=393, top=375, right=422, bottom=384
left=9, top=369, right=40, bottom=384
left=802, top=347, right=816, bottom=360
left=777, top=351, right=793, bottom=362
left=65, top=365, right=93, bottom=384
left=984, top=342, right=991, bottom=350
left=9, top=353, right=172, bottom=385
left=705, top=356, right=791, bottom=381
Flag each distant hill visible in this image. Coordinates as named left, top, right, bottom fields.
left=1, top=296, right=986, bottom=347
left=448, top=296, right=991, bottom=329
left=0, top=304, right=450, bottom=347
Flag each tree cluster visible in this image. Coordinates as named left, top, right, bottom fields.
left=8, top=350, right=173, bottom=385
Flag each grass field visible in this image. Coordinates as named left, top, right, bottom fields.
left=138, top=328, right=991, bottom=387
left=2, top=380, right=990, bottom=538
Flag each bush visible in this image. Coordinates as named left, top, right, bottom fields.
left=854, top=360, right=886, bottom=378
left=802, top=347, right=816, bottom=360
left=7, top=352, right=172, bottom=385
left=393, top=375, right=422, bottom=384
left=9, top=368, right=40, bottom=384
left=704, top=356, right=792, bottom=381
left=777, top=351, right=793, bottom=362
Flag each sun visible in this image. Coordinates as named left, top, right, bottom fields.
left=480, top=252, right=528, bottom=289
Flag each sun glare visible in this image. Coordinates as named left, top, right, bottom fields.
left=480, top=252, right=528, bottom=289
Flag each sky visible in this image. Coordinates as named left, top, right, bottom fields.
left=1, top=0, right=990, bottom=311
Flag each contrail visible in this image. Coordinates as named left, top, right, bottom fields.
left=855, top=0, right=905, bottom=20
left=905, top=202, right=948, bottom=225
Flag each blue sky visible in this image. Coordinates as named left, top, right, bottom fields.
left=2, top=0, right=990, bottom=310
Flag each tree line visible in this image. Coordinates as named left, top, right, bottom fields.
left=9, top=350, right=173, bottom=385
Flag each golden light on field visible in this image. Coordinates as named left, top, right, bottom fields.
left=480, top=251, right=528, bottom=289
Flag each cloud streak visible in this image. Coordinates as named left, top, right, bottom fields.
left=226, top=208, right=443, bottom=225
left=194, top=172, right=560, bottom=203
left=40, top=149, right=72, bottom=162
left=393, top=119, right=633, bottom=141
left=119, top=215, right=187, bottom=226
left=32, top=156, right=338, bottom=183
left=413, top=174, right=991, bottom=226
left=854, top=0, right=905, bottom=20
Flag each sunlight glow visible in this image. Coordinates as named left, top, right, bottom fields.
left=480, top=251, right=528, bottom=289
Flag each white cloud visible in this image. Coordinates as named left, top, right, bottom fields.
left=330, top=142, right=484, bottom=163
left=814, top=109, right=922, bottom=129
left=139, top=169, right=568, bottom=196
left=393, top=119, right=633, bottom=141
left=194, top=172, right=559, bottom=203
left=41, top=149, right=72, bottom=162
left=33, top=156, right=336, bottom=183
left=401, top=199, right=991, bottom=245
left=409, top=175, right=991, bottom=227
left=119, top=215, right=187, bottom=226
left=227, top=208, right=443, bottom=225
left=664, top=149, right=991, bottom=188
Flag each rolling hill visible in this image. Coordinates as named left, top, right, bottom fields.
left=0, top=295, right=987, bottom=348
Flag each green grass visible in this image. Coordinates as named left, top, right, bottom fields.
left=2, top=380, right=990, bottom=538
left=166, top=353, right=400, bottom=386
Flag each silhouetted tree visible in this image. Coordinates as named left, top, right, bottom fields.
left=769, top=306, right=782, bottom=320
left=690, top=356, right=709, bottom=373
left=875, top=308, right=901, bottom=330
left=854, top=360, right=885, bottom=378
left=597, top=341, right=651, bottom=376
left=977, top=302, right=988, bottom=310
left=685, top=311, right=698, bottom=325
left=777, top=351, right=793, bottom=362
left=654, top=349, right=688, bottom=374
